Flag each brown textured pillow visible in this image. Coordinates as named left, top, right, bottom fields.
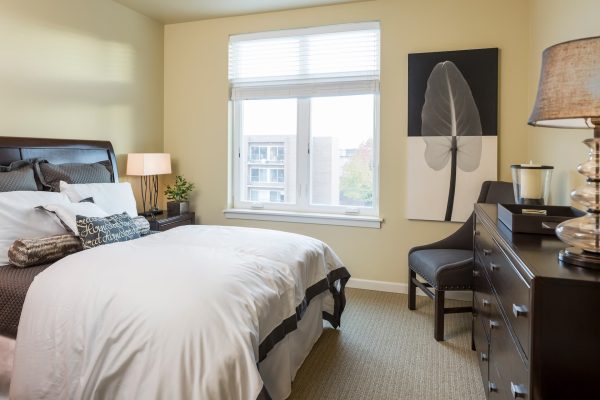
left=0, top=161, right=38, bottom=192
left=8, top=235, right=82, bottom=268
left=34, top=160, right=113, bottom=192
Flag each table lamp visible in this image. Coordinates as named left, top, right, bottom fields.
left=126, top=153, right=172, bottom=217
left=529, top=36, right=600, bottom=268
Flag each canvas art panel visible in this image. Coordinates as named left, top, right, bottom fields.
left=406, top=48, right=499, bottom=222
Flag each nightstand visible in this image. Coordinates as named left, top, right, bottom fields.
left=146, top=212, right=195, bottom=232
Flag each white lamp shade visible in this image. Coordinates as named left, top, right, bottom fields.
left=126, top=153, right=172, bottom=176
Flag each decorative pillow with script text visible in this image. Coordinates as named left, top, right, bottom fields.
left=76, top=213, right=140, bottom=250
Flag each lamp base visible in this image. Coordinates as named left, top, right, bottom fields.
left=558, top=247, right=600, bottom=269
left=140, top=209, right=163, bottom=218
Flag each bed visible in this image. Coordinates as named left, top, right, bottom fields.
left=0, top=137, right=350, bottom=400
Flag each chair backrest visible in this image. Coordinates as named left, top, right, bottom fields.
left=408, top=180, right=516, bottom=254
left=437, top=180, right=514, bottom=251
left=478, top=181, right=515, bottom=205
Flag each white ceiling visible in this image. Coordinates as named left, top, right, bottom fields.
left=114, top=0, right=367, bottom=24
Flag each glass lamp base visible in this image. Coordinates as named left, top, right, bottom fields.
left=556, top=134, right=600, bottom=269
left=558, top=247, right=600, bottom=269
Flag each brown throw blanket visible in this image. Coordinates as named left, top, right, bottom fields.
left=0, top=263, right=51, bottom=338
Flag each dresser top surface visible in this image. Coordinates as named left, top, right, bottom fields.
left=475, top=203, right=600, bottom=283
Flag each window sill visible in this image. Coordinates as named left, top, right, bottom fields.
left=223, top=208, right=382, bottom=228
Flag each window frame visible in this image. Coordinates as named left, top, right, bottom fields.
left=231, top=94, right=380, bottom=217
left=228, top=21, right=381, bottom=222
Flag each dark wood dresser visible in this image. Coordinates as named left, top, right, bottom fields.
left=473, top=203, right=600, bottom=400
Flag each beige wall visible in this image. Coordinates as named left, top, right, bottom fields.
left=0, top=0, right=164, bottom=205
left=527, top=0, right=600, bottom=205
left=3, top=0, right=592, bottom=284
left=164, top=0, right=531, bottom=284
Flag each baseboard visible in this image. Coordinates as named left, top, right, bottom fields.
left=346, top=278, right=472, bottom=302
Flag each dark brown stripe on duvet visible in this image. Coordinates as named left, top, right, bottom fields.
left=257, top=267, right=350, bottom=364
left=322, top=267, right=351, bottom=328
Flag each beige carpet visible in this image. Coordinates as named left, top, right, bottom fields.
left=288, top=288, right=485, bottom=400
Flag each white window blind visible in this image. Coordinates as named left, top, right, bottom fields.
left=228, top=22, right=380, bottom=91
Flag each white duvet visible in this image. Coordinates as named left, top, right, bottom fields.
left=10, top=225, right=348, bottom=400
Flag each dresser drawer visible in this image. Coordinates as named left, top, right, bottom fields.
left=488, top=247, right=531, bottom=357
left=487, top=362, right=503, bottom=399
left=475, top=219, right=495, bottom=263
left=473, top=315, right=490, bottom=395
left=473, top=263, right=495, bottom=339
left=476, top=223, right=531, bottom=357
left=490, top=314, right=530, bottom=400
left=473, top=263, right=494, bottom=318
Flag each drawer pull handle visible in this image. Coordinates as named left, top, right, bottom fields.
left=511, top=382, right=527, bottom=398
left=512, top=304, right=528, bottom=318
left=482, top=299, right=490, bottom=307
left=489, top=320, right=500, bottom=329
left=483, top=248, right=492, bottom=256
left=480, top=352, right=488, bottom=362
left=490, top=262, right=499, bottom=271
left=488, top=382, right=498, bottom=392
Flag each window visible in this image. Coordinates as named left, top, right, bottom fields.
left=249, top=144, right=285, bottom=164
left=271, top=146, right=284, bottom=162
left=249, top=168, right=267, bottom=183
left=250, top=146, right=268, bottom=162
left=270, top=168, right=284, bottom=183
left=270, top=190, right=285, bottom=203
left=230, top=22, right=380, bottom=217
left=248, top=167, right=284, bottom=184
left=249, top=189, right=285, bottom=203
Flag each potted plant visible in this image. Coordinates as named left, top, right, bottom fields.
left=164, top=175, right=195, bottom=216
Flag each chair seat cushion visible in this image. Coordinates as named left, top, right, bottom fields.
left=409, top=249, right=473, bottom=290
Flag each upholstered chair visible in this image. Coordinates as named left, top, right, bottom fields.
left=408, top=181, right=514, bottom=341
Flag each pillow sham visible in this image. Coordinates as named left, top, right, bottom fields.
left=0, top=191, right=71, bottom=265
left=8, top=234, right=82, bottom=268
left=34, top=160, right=113, bottom=192
left=60, top=181, right=138, bottom=218
left=38, top=202, right=109, bottom=235
left=0, top=161, right=38, bottom=192
left=76, top=213, right=141, bottom=249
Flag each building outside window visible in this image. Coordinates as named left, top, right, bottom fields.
left=249, top=189, right=285, bottom=203
left=229, top=22, right=380, bottom=217
left=270, top=168, right=284, bottom=183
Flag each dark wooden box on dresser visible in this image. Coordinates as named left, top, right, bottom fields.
left=473, top=204, right=600, bottom=400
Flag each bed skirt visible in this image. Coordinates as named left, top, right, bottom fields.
left=258, top=267, right=349, bottom=400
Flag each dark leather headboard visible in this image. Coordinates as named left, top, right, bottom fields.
left=0, top=137, right=118, bottom=181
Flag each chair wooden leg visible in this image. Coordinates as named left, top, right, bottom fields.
left=434, top=289, right=445, bottom=341
left=408, top=269, right=416, bottom=310
left=471, top=316, right=476, bottom=351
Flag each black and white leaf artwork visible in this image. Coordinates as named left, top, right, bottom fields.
left=421, top=61, right=482, bottom=221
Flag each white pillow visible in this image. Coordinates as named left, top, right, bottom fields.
left=0, top=191, right=71, bottom=265
left=60, top=181, right=138, bottom=218
left=39, top=202, right=109, bottom=235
